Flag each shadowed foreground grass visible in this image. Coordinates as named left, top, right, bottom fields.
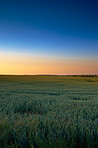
left=0, top=75, right=98, bottom=148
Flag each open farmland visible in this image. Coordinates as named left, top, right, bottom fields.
left=0, top=75, right=98, bottom=148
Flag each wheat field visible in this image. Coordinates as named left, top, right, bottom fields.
left=0, top=75, right=98, bottom=148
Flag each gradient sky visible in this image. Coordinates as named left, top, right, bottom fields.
left=0, top=0, right=98, bottom=75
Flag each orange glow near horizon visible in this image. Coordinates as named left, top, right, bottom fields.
left=0, top=52, right=98, bottom=75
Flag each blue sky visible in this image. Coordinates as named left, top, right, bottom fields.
left=0, top=0, right=98, bottom=74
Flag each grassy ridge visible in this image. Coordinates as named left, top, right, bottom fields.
left=0, top=75, right=98, bottom=148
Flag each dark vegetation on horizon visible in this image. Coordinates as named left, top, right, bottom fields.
left=0, top=75, right=98, bottom=148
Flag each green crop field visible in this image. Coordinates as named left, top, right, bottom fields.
left=0, top=75, right=98, bottom=148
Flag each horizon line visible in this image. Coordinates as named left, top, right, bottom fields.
left=0, top=74, right=98, bottom=76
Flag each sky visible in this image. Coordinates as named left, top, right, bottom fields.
left=0, top=0, right=98, bottom=75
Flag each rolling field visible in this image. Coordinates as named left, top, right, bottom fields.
left=0, top=75, right=98, bottom=148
